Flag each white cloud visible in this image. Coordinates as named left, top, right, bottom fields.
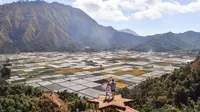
left=73, top=0, right=200, bottom=21
left=129, top=1, right=200, bottom=20
left=120, top=0, right=161, bottom=11
left=73, top=0, right=128, bottom=21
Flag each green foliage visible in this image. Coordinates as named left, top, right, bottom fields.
left=0, top=95, right=39, bottom=112
left=0, top=79, right=90, bottom=111
left=0, top=79, right=41, bottom=112
left=118, top=57, right=200, bottom=111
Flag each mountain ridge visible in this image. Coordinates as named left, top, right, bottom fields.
left=132, top=31, right=200, bottom=52
left=0, top=1, right=199, bottom=53
left=0, top=1, right=145, bottom=53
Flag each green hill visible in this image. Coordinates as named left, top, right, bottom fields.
left=119, top=56, right=200, bottom=112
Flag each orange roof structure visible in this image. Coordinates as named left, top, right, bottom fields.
left=88, top=94, right=137, bottom=112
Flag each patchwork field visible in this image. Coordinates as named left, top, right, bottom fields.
left=1, top=51, right=196, bottom=98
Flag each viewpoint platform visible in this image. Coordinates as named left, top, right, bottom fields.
left=88, top=94, right=137, bottom=112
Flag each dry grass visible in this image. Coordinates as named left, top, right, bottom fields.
left=106, top=77, right=120, bottom=82
left=114, top=70, right=126, bottom=75
left=127, top=69, right=150, bottom=76
left=86, top=67, right=102, bottom=72
left=99, top=72, right=110, bottom=75
left=105, top=78, right=128, bottom=88
left=56, top=64, right=126, bottom=75
left=56, top=68, right=84, bottom=74
left=115, top=82, right=129, bottom=88
left=113, top=69, right=150, bottom=76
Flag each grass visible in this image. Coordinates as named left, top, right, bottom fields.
left=113, top=69, right=151, bottom=76
left=105, top=78, right=128, bottom=88
left=105, top=78, right=120, bottom=82
left=114, top=70, right=126, bottom=75
left=19, top=72, right=28, bottom=76
left=56, top=68, right=84, bottom=74
left=128, top=69, right=150, bottom=76
left=115, top=82, right=129, bottom=88
left=86, top=67, right=103, bottom=72
left=99, top=72, right=110, bottom=75
left=55, top=64, right=125, bottom=75
left=18, top=69, right=40, bottom=77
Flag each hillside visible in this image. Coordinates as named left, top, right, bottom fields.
left=177, top=31, right=200, bottom=47
left=0, top=1, right=143, bottom=53
left=132, top=32, right=194, bottom=52
left=0, top=1, right=199, bottom=53
left=119, top=56, right=200, bottom=112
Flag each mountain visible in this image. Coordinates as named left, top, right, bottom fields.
left=120, top=28, right=139, bottom=36
left=132, top=32, right=200, bottom=52
left=131, top=32, right=191, bottom=52
left=0, top=1, right=199, bottom=53
left=0, top=1, right=144, bottom=53
left=176, top=31, right=200, bottom=48
left=119, top=56, right=200, bottom=111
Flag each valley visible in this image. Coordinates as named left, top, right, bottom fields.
left=4, top=51, right=197, bottom=98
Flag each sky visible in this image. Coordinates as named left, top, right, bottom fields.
left=1, top=0, right=200, bottom=36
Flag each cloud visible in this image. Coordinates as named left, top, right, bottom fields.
left=73, top=0, right=200, bottom=21
left=120, top=0, right=161, bottom=11
left=129, top=1, right=199, bottom=20
left=73, top=0, right=128, bottom=21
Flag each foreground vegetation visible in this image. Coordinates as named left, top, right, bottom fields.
left=0, top=79, right=89, bottom=112
left=119, top=56, right=200, bottom=112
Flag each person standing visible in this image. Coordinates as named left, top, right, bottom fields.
left=105, top=80, right=111, bottom=100
left=111, top=79, right=116, bottom=99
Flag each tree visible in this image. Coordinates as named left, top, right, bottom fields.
left=0, top=66, right=11, bottom=79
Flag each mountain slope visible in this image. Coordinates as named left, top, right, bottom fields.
left=176, top=31, right=200, bottom=48
left=132, top=32, right=191, bottom=52
left=0, top=1, right=200, bottom=53
left=0, top=1, right=144, bottom=53
left=120, top=28, right=139, bottom=36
